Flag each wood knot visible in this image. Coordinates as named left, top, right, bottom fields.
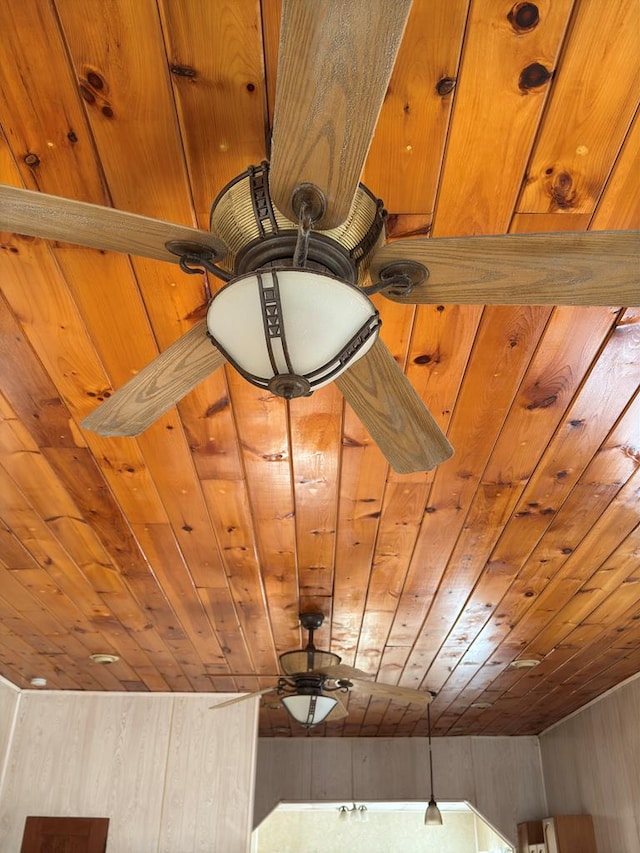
left=519, top=62, right=552, bottom=91
left=508, top=2, right=540, bottom=32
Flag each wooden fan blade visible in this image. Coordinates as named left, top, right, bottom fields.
left=312, top=664, right=371, bottom=680
left=209, top=687, right=277, bottom=710
left=349, top=678, right=433, bottom=706
left=326, top=696, right=349, bottom=721
left=371, top=231, right=640, bottom=306
left=269, top=0, right=412, bottom=229
left=81, top=320, right=226, bottom=436
left=0, top=184, right=227, bottom=264
left=336, top=337, right=453, bottom=474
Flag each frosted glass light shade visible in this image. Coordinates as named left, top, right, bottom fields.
left=424, top=798, right=443, bottom=826
left=206, top=268, right=380, bottom=398
left=280, top=693, right=338, bottom=727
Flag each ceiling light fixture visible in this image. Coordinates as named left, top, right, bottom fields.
left=29, top=677, right=47, bottom=687
left=277, top=612, right=344, bottom=728
left=510, top=658, right=541, bottom=669
left=89, top=653, right=120, bottom=665
left=424, top=703, right=443, bottom=826
left=206, top=268, right=380, bottom=399
left=338, top=803, right=369, bottom=822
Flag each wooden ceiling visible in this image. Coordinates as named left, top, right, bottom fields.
left=0, top=0, right=638, bottom=739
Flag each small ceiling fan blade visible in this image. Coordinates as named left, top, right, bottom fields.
left=371, top=231, right=640, bottom=306
left=336, top=337, right=454, bottom=474
left=312, top=664, right=372, bottom=680
left=81, top=320, right=226, bottom=436
left=209, top=687, right=278, bottom=710
left=326, top=696, right=349, bottom=721
left=269, top=0, right=412, bottom=229
left=0, top=184, right=227, bottom=264
left=349, top=678, right=433, bottom=706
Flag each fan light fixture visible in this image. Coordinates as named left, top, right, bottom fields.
left=280, top=691, right=338, bottom=727
left=206, top=268, right=380, bottom=399
left=424, top=703, right=443, bottom=826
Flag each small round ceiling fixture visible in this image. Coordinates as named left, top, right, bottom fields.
left=30, top=677, right=47, bottom=687
left=89, top=653, right=120, bottom=665
left=510, top=658, right=540, bottom=669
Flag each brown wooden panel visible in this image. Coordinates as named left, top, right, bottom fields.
left=21, top=816, right=109, bottom=853
left=518, top=0, right=640, bottom=215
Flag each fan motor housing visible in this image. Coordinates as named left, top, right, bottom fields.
left=209, top=161, right=386, bottom=284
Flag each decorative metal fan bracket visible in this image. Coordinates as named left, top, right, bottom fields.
left=165, top=239, right=223, bottom=276
left=363, top=259, right=429, bottom=296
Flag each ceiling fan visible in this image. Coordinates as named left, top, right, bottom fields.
left=0, top=2, right=637, bottom=474
left=209, top=612, right=435, bottom=729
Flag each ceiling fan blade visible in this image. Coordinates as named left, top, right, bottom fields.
left=349, top=678, right=433, bottom=706
left=0, top=184, right=227, bottom=264
left=269, top=0, right=412, bottom=229
left=209, top=687, right=278, bottom=710
left=371, top=231, right=640, bottom=306
left=312, top=664, right=372, bottom=680
left=335, top=337, right=453, bottom=474
left=326, top=696, right=349, bottom=721
left=81, top=320, right=226, bottom=436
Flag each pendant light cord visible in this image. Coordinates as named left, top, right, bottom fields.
left=428, top=703, right=435, bottom=799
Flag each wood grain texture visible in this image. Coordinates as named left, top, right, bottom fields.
left=0, top=0, right=638, bottom=741
left=0, top=183, right=227, bottom=263
left=336, top=337, right=453, bottom=473
left=540, top=675, right=640, bottom=853
left=0, top=691, right=258, bottom=852
left=371, top=231, right=640, bottom=305
left=80, top=321, right=226, bottom=436
left=270, top=0, right=412, bottom=227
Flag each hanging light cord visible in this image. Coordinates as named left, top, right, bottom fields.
left=428, top=703, right=435, bottom=800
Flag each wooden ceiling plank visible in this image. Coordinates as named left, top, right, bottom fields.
left=0, top=615, right=85, bottom=691
left=290, top=384, right=343, bottom=601
left=201, top=479, right=278, bottom=673
left=490, top=482, right=640, bottom=694
left=421, top=305, right=621, bottom=691
left=591, top=108, right=640, bottom=230
left=433, top=390, right=640, bottom=718
left=387, top=306, right=552, bottom=681
left=225, top=372, right=299, bottom=655
left=54, top=0, right=193, bottom=222
left=433, top=0, right=575, bottom=236
left=362, top=0, right=469, bottom=213
left=518, top=0, right=640, bottom=216
left=399, top=303, right=484, bottom=485
left=493, top=603, right=640, bottom=734
left=129, top=522, right=230, bottom=673
left=353, top=481, right=430, bottom=677
left=158, top=0, right=269, bottom=225
left=516, top=600, right=640, bottom=730
left=330, top=408, right=388, bottom=664
left=0, top=1, right=108, bottom=202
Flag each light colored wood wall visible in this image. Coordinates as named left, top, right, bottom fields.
left=540, top=673, right=640, bottom=853
left=0, top=677, right=19, bottom=795
left=254, top=736, right=546, bottom=846
left=0, top=690, right=258, bottom=852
